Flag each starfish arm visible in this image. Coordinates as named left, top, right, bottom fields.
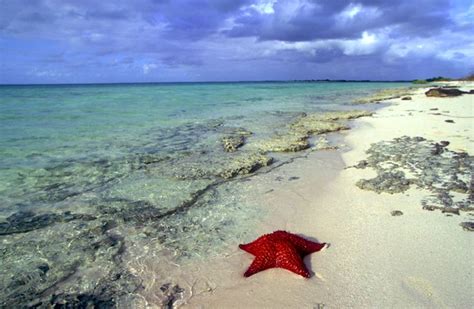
left=239, top=234, right=271, bottom=256
left=243, top=254, right=276, bottom=277
left=274, top=231, right=326, bottom=255
left=295, top=240, right=326, bottom=255
left=274, top=240, right=311, bottom=278
left=239, top=242, right=259, bottom=255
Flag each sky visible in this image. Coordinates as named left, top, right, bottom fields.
left=0, top=0, right=473, bottom=84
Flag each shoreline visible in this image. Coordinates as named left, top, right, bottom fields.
left=0, top=82, right=415, bottom=308
left=1, top=82, right=471, bottom=307
left=154, top=82, right=473, bottom=308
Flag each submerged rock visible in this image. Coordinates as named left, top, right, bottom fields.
left=257, top=110, right=372, bottom=153
left=221, top=128, right=252, bottom=152
left=218, top=153, right=273, bottom=179
left=159, top=283, right=186, bottom=308
left=47, top=271, right=142, bottom=308
left=290, top=116, right=348, bottom=135
left=353, top=88, right=414, bottom=104
left=222, top=135, right=245, bottom=152
left=157, top=151, right=273, bottom=180
left=257, top=133, right=310, bottom=152
left=97, top=198, right=165, bottom=224
left=0, top=219, right=137, bottom=307
left=290, top=111, right=372, bottom=135
left=401, top=96, right=412, bottom=100
left=0, top=211, right=96, bottom=235
left=314, top=136, right=337, bottom=150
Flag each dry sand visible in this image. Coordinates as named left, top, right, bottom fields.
left=139, top=83, right=473, bottom=308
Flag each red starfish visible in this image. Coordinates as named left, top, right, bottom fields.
left=239, top=230, right=327, bottom=278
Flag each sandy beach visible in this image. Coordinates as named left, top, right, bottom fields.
left=3, top=1, right=474, bottom=307
left=142, top=82, right=474, bottom=308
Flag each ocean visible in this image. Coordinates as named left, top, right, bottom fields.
left=0, top=81, right=407, bottom=306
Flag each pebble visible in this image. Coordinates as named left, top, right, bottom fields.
left=459, top=222, right=474, bottom=231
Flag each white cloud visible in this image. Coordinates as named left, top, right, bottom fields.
left=142, top=63, right=158, bottom=74
left=453, top=4, right=474, bottom=25
left=382, top=30, right=474, bottom=65
left=336, top=3, right=380, bottom=24
left=250, top=0, right=277, bottom=14
left=340, top=3, right=362, bottom=19
left=339, top=31, right=382, bottom=56
left=254, top=31, right=382, bottom=59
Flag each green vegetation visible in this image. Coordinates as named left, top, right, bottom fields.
left=412, top=76, right=452, bottom=84
left=426, top=76, right=452, bottom=82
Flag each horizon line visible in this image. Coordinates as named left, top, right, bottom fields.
left=0, top=79, right=417, bottom=86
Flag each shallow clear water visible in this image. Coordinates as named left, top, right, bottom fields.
left=0, top=82, right=405, bottom=210
left=0, top=81, right=407, bottom=306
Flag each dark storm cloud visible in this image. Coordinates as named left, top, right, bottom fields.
left=0, top=0, right=464, bottom=47
left=0, top=0, right=252, bottom=40
left=225, top=0, right=455, bottom=42
left=0, top=0, right=472, bottom=83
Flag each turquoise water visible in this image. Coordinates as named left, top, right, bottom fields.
left=0, top=82, right=406, bottom=213
left=0, top=81, right=407, bottom=306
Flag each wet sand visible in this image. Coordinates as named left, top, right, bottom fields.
left=159, top=82, right=474, bottom=308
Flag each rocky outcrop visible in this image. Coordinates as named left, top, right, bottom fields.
left=257, top=134, right=310, bottom=152
left=356, top=170, right=412, bottom=194
left=256, top=110, right=372, bottom=153
left=220, top=128, right=252, bottom=152
left=460, top=222, right=474, bottom=231
left=218, top=153, right=273, bottom=179
left=354, top=136, right=473, bottom=216
left=222, top=135, right=245, bottom=152
left=425, top=88, right=467, bottom=97
left=152, top=150, right=273, bottom=180
left=353, top=88, right=414, bottom=104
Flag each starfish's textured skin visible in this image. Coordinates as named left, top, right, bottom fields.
left=239, top=230, right=326, bottom=278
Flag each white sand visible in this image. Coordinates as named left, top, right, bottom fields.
left=139, top=83, right=474, bottom=308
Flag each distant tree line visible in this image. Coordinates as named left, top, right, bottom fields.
left=413, top=73, right=474, bottom=84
